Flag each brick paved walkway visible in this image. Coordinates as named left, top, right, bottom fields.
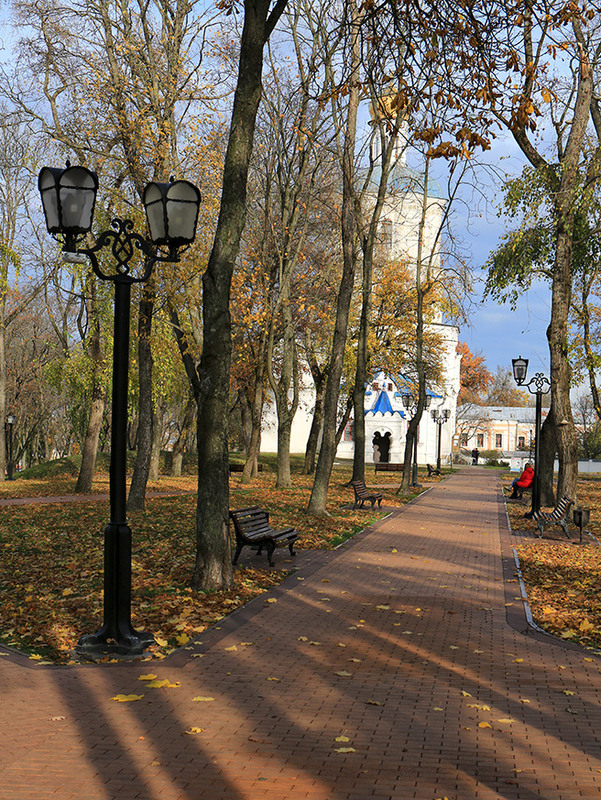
left=2, top=468, right=601, bottom=799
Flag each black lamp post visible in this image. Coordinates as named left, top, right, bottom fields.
left=6, top=414, right=14, bottom=481
left=431, top=408, right=450, bottom=472
left=39, top=163, right=201, bottom=656
left=512, top=356, right=550, bottom=518
left=401, top=391, right=431, bottom=486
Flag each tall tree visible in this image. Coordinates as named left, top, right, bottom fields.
left=174, top=0, right=288, bottom=589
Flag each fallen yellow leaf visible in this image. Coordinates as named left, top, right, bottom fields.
left=225, top=645, right=238, bottom=652
left=334, top=735, right=350, bottom=742
left=267, top=677, right=280, bottom=681
left=497, top=718, right=514, bottom=724
left=62, top=588, right=74, bottom=597
left=185, top=727, right=205, bottom=735
left=334, top=671, right=352, bottom=677
left=112, top=694, right=144, bottom=702
left=154, top=637, right=168, bottom=647
left=478, top=721, right=492, bottom=728
left=138, top=674, right=158, bottom=681
left=176, top=634, right=190, bottom=646
left=192, top=696, right=215, bottom=702
left=334, top=747, right=356, bottom=753
left=266, top=598, right=277, bottom=604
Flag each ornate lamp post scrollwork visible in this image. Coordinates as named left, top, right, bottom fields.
left=512, top=356, right=551, bottom=518
left=39, top=163, right=201, bottom=657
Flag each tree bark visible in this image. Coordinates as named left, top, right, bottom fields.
left=539, top=405, right=556, bottom=508
left=75, top=278, right=107, bottom=494
left=127, top=285, right=155, bottom=511
left=192, top=0, right=287, bottom=590
left=171, top=395, right=195, bottom=476
left=307, top=0, right=360, bottom=515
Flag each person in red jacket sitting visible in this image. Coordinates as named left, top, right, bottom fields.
left=509, top=462, right=534, bottom=499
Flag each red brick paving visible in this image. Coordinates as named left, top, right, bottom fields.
left=2, top=468, right=601, bottom=799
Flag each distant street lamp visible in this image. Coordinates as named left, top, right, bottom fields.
left=6, top=414, right=14, bottom=481
left=401, top=391, right=431, bottom=486
left=39, top=162, right=201, bottom=656
left=512, top=356, right=550, bottom=518
left=431, top=408, right=450, bottom=472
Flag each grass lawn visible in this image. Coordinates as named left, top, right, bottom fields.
left=0, top=457, right=427, bottom=664
left=503, top=473, right=601, bottom=652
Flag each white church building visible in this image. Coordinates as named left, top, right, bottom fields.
left=261, top=116, right=462, bottom=466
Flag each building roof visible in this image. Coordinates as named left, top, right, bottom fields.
left=459, top=405, right=540, bottom=423
left=366, top=390, right=405, bottom=417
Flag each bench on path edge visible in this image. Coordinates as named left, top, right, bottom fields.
left=374, top=462, right=403, bottom=473
left=531, top=495, right=573, bottom=539
left=229, top=506, right=298, bottom=567
left=351, top=480, right=383, bottom=510
left=427, top=464, right=442, bottom=477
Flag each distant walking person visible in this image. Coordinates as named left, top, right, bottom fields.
left=471, top=448, right=480, bottom=465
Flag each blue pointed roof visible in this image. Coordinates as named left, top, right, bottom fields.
left=366, top=390, right=404, bottom=417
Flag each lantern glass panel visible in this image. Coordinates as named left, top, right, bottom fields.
left=143, top=183, right=167, bottom=243
left=39, top=168, right=61, bottom=231
left=512, top=356, right=528, bottom=385
left=165, top=181, right=200, bottom=243
left=59, top=167, right=97, bottom=232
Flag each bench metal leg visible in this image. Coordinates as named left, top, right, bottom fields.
left=265, top=539, right=276, bottom=567
left=232, top=544, right=243, bottom=564
left=559, top=519, right=570, bottom=539
left=288, top=542, right=296, bottom=557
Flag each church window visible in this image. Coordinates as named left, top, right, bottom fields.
left=495, top=433, right=503, bottom=448
left=460, top=433, right=468, bottom=446
left=388, top=382, right=393, bottom=391
left=372, top=382, right=379, bottom=390
left=477, top=434, right=484, bottom=447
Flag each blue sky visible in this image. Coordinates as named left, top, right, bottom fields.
left=452, top=133, right=552, bottom=378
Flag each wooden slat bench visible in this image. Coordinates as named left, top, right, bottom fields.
left=531, top=495, right=573, bottom=539
left=351, top=480, right=383, bottom=509
left=374, top=462, right=404, bottom=473
left=229, top=506, right=298, bottom=566
left=427, top=464, right=442, bottom=477
left=229, top=463, right=263, bottom=473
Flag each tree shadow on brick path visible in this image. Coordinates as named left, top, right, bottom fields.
left=3, top=470, right=601, bottom=799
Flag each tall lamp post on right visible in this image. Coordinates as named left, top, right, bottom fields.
left=431, top=408, right=450, bottom=472
left=512, top=356, right=550, bottom=518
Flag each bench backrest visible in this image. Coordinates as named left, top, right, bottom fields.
left=229, top=506, right=271, bottom=543
left=351, top=480, right=368, bottom=494
left=550, top=495, right=572, bottom=520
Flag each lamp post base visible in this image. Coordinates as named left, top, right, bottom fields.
left=76, top=625, right=155, bottom=657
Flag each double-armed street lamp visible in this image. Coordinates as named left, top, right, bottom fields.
left=39, top=162, right=201, bottom=656
left=511, top=356, right=550, bottom=518
left=401, top=391, right=431, bottom=487
left=431, top=407, right=450, bottom=472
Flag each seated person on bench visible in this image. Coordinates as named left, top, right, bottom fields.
left=509, top=462, right=534, bottom=499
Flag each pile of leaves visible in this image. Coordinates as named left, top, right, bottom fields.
left=0, top=463, right=419, bottom=663
left=504, top=472, right=601, bottom=651
left=516, top=541, right=601, bottom=650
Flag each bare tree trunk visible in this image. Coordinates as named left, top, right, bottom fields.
left=171, top=395, right=195, bottom=477
left=303, top=378, right=326, bottom=475
left=148, top=402, right=163, bottom=482
left=192, top=0, right=288, bottom=590
left=75, top=279, right=107, bottom=494
left=307, top=0, right=360, bottom=515
left=127, top=285, right=155, bottom=511
left=539, top=406, right=556, bottom=508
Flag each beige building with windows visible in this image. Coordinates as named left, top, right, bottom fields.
left=455, top=405, right=543, bottom=454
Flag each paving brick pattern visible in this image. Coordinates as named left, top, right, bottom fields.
left=2, top=469, right=601, bottom=799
